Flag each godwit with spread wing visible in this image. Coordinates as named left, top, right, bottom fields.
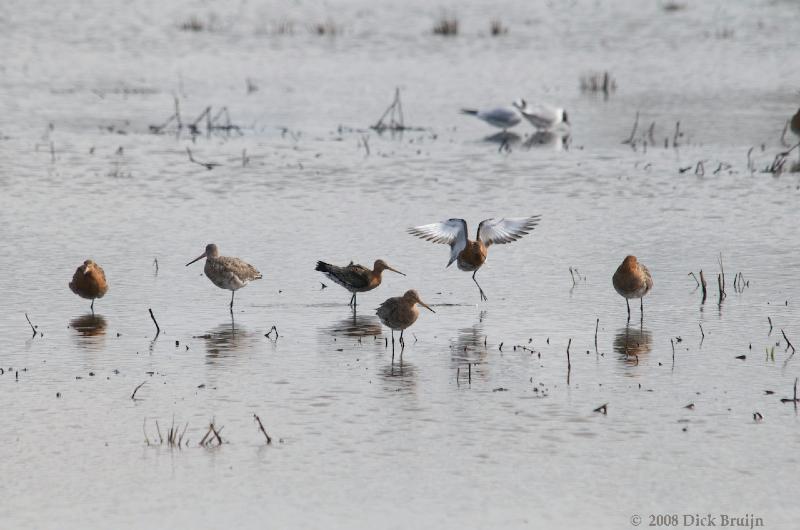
left=408, top=216, right=541, bottom=301
left=315, top=259, right=404, bottom=308
left=612, top=255, right=653, bottom=321
left=376, top=289, right=435, bottom=351
left=186, top=243, right=262, bottom=311
left=69, top=260, right=108, bottom=314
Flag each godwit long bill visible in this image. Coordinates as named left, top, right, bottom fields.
left=69, top=259, right=108, bottom=314
left=408, top=216, right=541, bottom=302
left=612, top=255, right=653, bottom=321
left=315, top=259, right=405, bottom=308
left=376, top=289, right=435, bottom=351
left=186, top=243, right=262, bottom=311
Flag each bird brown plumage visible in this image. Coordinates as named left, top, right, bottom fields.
left=376, top=289, right=435, bottom=352
left=408, top=216, right=541, bottom=302
left=186, top=243, right=262, bottom=312
left=612, top=255, right=653, bottom=321
left=69, top=259, right=108, bottom=313
left=316, top=259, right=404, bottom=308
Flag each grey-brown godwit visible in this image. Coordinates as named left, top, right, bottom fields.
left=69, top=260, right=108, bottom=314
left=315, top=259, right=404, bottom=308
left=186, top=243, right=262, bottom=311
left=408, top=216, right=541, bottom=302
left=612, top=255, right=653, bottom=321
left=376, top=289, right=435, bottom=351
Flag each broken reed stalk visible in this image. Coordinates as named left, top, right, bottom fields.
left=594, top=318, right=599, bottom=354
left=593, top=403, right=607, bottom=414
left=371, top=87, right=406, bottom=131
left=688, top=272, right=699, bottom=287
left=566, top=338, right=572, bottom=384
left=699, top=323, right=705, bottom=343
left=148, top=308, right=160, bottom=336
left=699, top=270, right=708, bottom=303
left=768, top=317, right=773, bottom=334
left=781, top=329, right=796, bottom=354
left=24, top=313, right=38, bottom=337
left=468, top=362, right=471, bottom=384
left=622, top=111, right=639, bottom=144
left=253, top=414, right=272, bottom=444
left=131, top=381, right=147, bottom=400
left=671, top=338, right=675, bottom=369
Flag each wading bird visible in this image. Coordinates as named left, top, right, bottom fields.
left=408, top=216, right=541, bottom=302
left=315, top=259, right=405, bottom=308
left=376, top=289, right=435, bottom=351
left=513, top=99, right=569, bottom=131
left=791, top=108, right=800, bottom=160
left=460, top=105, right=522, bottom=133
left=612, top=255, right=653, bottom=321
left=69, top=259, right=108, bottom=314
left=186, top=243, right=262, bottom=312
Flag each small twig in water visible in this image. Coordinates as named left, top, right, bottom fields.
left=593, top=403, right=607, bottom=414
left=148, top=308, right=161, bottom=337
left=131, top=381, right=147, bottom=400
left=781, top=329, right=796, bottom=354
left=253, top=414, right=272, bottom=444
left=24, top=313, right=38, bottom=337
left=186, top=147, right=220, bottom=170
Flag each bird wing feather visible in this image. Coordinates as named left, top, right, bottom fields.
left=408, top=218, right=468, bottom=267
left=217, top=256, right=262, bottom=283
left=477, top=216, right=541, bottom=247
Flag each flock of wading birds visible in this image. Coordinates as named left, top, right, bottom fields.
left=69, top=215, right=653, bottom=351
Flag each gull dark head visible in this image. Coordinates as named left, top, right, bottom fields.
left=186, top=243, right=220, bottom=266
left=512, top=98, right=528, bottom=112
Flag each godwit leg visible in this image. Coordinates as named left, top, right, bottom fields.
left=391, top=329, right=395, bottom=359
left=90, top=299, right=95, bottom=315
left=399, top=329, right=405, bottom=349
left=348, top=293, right=355, bottom=307
left=472, top=271, right=488, bottom=302
left=230, top=291, right=235, bottom=312
left=640, top=298, right=644, bottom=319
left=626, top=299, right=630, bottom=321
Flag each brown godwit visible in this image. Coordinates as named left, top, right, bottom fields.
left=186, top=243, right=262, bottom=311
left=69, top=259, right=108, bottom=313
left=791, top=108, right=800, bottom=160
left=315, top=259, right=405, bottom=308
left=376, top=289, right=435, bottom=351
left=612, top=255, right=653, bottom=321
left=791, top=108, right=800, bottom=138
left=408, top=216, right=541, bottom=301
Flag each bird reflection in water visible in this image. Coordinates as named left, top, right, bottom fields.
left=200, top=318, right=261, bottom=363
left=380, top=358, right=417, bottom=392
left=522, top=131, right=570, bottom=151
left=482, top=131, right=522, bottom=146
left=450, top=312, right=489, bottom=364
left=327, top=313, right=383, bottom=339
left=614, top=325, right=652, bottom=366
left=70, top=314, right=107, bottom=337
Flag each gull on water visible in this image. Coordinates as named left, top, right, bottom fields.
left=513, top=99, right=569, bottom=131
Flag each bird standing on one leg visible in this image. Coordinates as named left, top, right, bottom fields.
left=408, top=216, right=541, bottom=302
left=315, top=259, right=404, bottom=309
left=186, top=243, right=262, bottom=312
left=376, top=289, right=435, bottom=357
left=69, top=260, right=108, bottom=314
left=612, top=255, right=653, bottom=322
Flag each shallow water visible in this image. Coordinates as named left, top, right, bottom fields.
left=2, top=0, right=800, bottom=528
